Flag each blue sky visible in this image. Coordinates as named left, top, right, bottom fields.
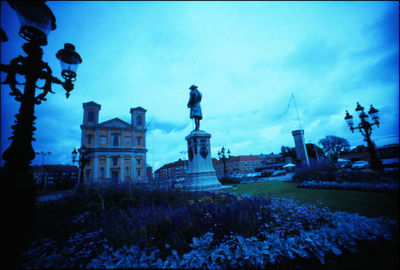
left=1, top=1, right=399, bottom=171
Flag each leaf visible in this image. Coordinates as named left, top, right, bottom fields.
left=331, top=246, right=341, bottom=255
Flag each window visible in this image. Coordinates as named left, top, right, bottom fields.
left=112, top=157, right=118, bottom=166
left=137, top=169, right=141, bottom=177
left=113, top=136, right=119, bottom=146
left=125, top=167, right=129, bottom=177
left=87, top=135, right=93, bottom=145
left=101, top=136, right=106, bottom=145
left=136, top=159, right=141, bottom=166
left=137, top=137, right=142, bottom=146
left=137, top=115, right=142, bottom=126
left=88, top=111, right=94, bottom=122
left=100, top=167, right=105, bottom=178
left=125, top=137, right=131, bottom=145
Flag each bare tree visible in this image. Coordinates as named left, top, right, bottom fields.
left=318, top=135, right=350, bottom=162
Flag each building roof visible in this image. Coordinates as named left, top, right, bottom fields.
left=130, top=107, right=147, bottom=113
left=83, top=101, right=101, bottom=109
left=155, top=159, right=186, bottom=173
left=98, top=117, right=131, bottom=129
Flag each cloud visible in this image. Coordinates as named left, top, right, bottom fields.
left=281, top=37, right=342, bottom=77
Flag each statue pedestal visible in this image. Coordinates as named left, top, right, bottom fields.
left=184, top=130, right=222, bottom=190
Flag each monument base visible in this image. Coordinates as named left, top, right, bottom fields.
left=184, top=130, right=222, bottom=191
left=185, top=171, right=222, bottom=191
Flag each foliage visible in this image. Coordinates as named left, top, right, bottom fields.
left=319, top=135, right=351, bottom=162
left=280, top=145, right=297, bottom=160
left=85, top=198, right=397, bottom=269
left=292, top=161, right=338, bottom=183
left=217, top=175, right=241, bottom=185
left=305, top=143, right=325, bottom=160
left=19, top=184, right=398, bottom=269
left=298, top=180, right=399, bottom=193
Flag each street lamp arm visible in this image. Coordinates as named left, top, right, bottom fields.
left=1, top=56, right=27, bottom=102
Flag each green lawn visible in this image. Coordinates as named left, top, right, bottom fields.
left=225, top=181, right=399, bottom=220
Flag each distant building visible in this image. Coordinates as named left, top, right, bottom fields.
left=31, top=165, right=78, bottom=187
left=212, top=155, right=264, bottom=177
left=259, top=153, right=292, bottom=171
left=146, top=164, right=154, bottom=182
left=341, top=143, right=399, bottom=170
left=80, top=101, right=148, bottom=183
left=154, top=159, right=187, bottom=181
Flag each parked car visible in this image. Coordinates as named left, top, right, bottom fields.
left=352, top=160, right=370, bottom=169
left=271, top=169, right=287, bottom=177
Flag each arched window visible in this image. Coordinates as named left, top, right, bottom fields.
left=137, top=115, right=142, bottom=126
left=113, top=136, right=119, bottom=146
left=88, top=111, right=94, bottom=122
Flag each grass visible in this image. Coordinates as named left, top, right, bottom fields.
left=226, top=181, right=399, bottom=220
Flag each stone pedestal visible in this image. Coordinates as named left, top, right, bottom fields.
left=184, top=130, right=222, bottom=190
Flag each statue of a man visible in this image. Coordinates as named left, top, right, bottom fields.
left=187, top=84, right=202, bottom=131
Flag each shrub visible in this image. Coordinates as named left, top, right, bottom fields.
left=93, top=186, right=273, bottom=258
left=218, top=175, right=241, bottom=185
left=292, top=161, right=338, bottom=183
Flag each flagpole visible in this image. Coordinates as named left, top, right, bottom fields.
left=292, top=92, right=302, bottom=131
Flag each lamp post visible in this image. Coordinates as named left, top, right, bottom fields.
left=72, top=146, right=93, bottom=186
left=218, top=147, right=231, bottom=176
left=1, top=2, right=82, bottom=263
left=344, top=102, right=383, bottom=172
left=35, top=151, right=51, bottom=186
left=1, top=1, right=82, bottom=183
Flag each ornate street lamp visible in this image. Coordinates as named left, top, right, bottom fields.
left=1, top=1, right=83, bottom=178
left=72, top=146, right=93, bottom=185
left=344, top=102, right=383, bottom=172
left=1, top=2, right=82, bottom=263
left=71, top=148, right=78, bottom=166
left=218, top=146, right=231, bottom=176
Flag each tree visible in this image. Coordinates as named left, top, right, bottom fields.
left=318, top=135, right=350, bottom=162
left=280, top=145, right=297, bottom=160
left=352, top=144, right=368, bottom=153
left=305, top=143, right=324, bottom=160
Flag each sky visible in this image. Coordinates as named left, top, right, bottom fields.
left=1, top=1, right=399, bottom=171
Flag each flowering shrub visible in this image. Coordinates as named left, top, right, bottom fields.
left=17, top=184, right=398, bottom=269
left=298, top=180, right=399, bottom=192
left=85, top=198, right=397, bottom=269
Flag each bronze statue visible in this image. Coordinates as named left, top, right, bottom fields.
left=187, top=84, right=202, bottom=131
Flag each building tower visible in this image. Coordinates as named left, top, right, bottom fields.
left=292, top=129, right=309, bottom=166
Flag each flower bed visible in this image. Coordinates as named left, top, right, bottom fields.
left=298, top=180, right=399, bottom=192
left=17, top=184, right=398, bottom=269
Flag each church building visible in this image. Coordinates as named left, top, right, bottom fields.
left=80, top=101, right=147, bottom=183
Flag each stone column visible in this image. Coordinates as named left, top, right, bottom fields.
left=292, top=129, right=310, bottom=166
left=184, top=130, right=221, bottom=190
left=120, top=156, right=125, bottom=182
left=106, top=156, right=110, bottom=179
left=93, top=154, right=99, bottom=182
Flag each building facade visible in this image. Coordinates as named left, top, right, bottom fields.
left=31, top=165, right=78, bottom=187
left=212, top=155, right=264, bottom=177
left=154, top=159, right=187, bottom=181
left=259, top=154, right=292, bottom=170
left=80, top=101, right=147, bottom=183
